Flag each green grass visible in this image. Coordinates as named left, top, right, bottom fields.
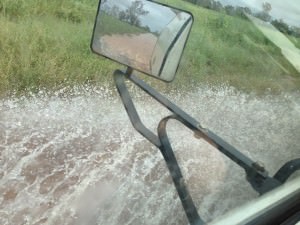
left=0, top=0, right=299, bottom=97
left=0, top=0, right=123, bottom=96
left=0, top=0, right=95, bottom=22
left=159, top=0, right=300, bottom=93
left=0, top=15, right=119, bottom=96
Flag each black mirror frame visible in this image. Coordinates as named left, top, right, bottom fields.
left=90, top=0, right=194, bottom=83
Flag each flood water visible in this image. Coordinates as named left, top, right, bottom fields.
left=0, top=85, right=299, bottom=225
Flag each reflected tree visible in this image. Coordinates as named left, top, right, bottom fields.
left=110, top=5, right=121, bottom=17
left=119, top=0, right=149, bottom=26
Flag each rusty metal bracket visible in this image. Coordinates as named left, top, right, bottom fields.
left=113, top=68, right=298, bottom=224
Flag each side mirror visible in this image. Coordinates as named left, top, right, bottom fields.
left=91, top=0, right=193, bottom=82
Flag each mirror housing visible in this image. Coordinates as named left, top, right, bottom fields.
left=91, top=0, right=193, bottom=82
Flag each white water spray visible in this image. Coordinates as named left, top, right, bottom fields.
left=0, top=85, right=299, bottom=225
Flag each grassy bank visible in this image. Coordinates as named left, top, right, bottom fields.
left=0, top=0, right=120, bottom=96
left=161, top=0, right=300, bottom=93
left=0, top=0, right=299, bottom=97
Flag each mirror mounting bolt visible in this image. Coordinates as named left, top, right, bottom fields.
left=253, top=161, right=266, bottom=173
left=125, top=67, right=134, bottom=76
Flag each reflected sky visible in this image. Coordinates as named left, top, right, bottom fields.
left=102, top=0, right=177, bottom=32
left=143, top=3, right=177, bottom=32
left=219, top=0, right=299, bottom=27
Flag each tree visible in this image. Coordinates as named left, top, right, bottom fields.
left=224, top=5, right=235, bottom=16
left=243, top=7, right=252, bottom=16
left=256, top=2, right=272, bottom=22
left=235, top=6, right=246, bottom=18
left=262, top=2, right=272, bottom=13
left=212, top=1, right=223, bottom=12
left=290, top=26, right=300, bottom=38
left=271, top=19, right=291, bottom=34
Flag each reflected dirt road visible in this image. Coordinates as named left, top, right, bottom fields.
left=95, top=33, right=157, bottom=72
left=0, top=86, right=299, bottom=224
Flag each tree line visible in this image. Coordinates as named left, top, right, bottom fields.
left=183, top=0, right=300, bottom=38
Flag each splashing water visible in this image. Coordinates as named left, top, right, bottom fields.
left=0, top=85, right=299, bottom=225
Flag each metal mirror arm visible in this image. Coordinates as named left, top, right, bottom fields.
left=113, top=68, right=297, bottom=223
left=158, top=115, right=203, bottom=225
left=115, top=68, right=203, bottom=225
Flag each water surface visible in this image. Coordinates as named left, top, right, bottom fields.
left=0, top=85, right=299, bottom=225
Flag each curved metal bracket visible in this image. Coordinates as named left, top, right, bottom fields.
left=157, top=115, right=203, bottom=225
left=274, top=159, right=300, bottom=183
left=114, top=69, right=203, bottom=225
left=114, top=68, right=161, bottom=148
left=113, top=68, right=298, bottom=223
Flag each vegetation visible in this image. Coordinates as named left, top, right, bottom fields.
left=0, top=0, right=299, bottom=97
left=0, top=0, right=116, bottom=97
left=161, top=0, right=300, bottom=93
left=182, top=0, right=300, bottom=37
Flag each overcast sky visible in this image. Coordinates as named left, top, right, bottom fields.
left=218, top=0, right=300, bottom=27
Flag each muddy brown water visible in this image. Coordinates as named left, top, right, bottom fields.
left=0, top=85, right=299, bottom=225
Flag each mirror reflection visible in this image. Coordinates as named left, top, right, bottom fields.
left=91, top=0, right=193, bottom=82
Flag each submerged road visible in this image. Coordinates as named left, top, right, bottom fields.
left=0, top=86, right=299, bottom=225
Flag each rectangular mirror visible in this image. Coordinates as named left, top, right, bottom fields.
left=91, top=0, right=193, bottom=82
